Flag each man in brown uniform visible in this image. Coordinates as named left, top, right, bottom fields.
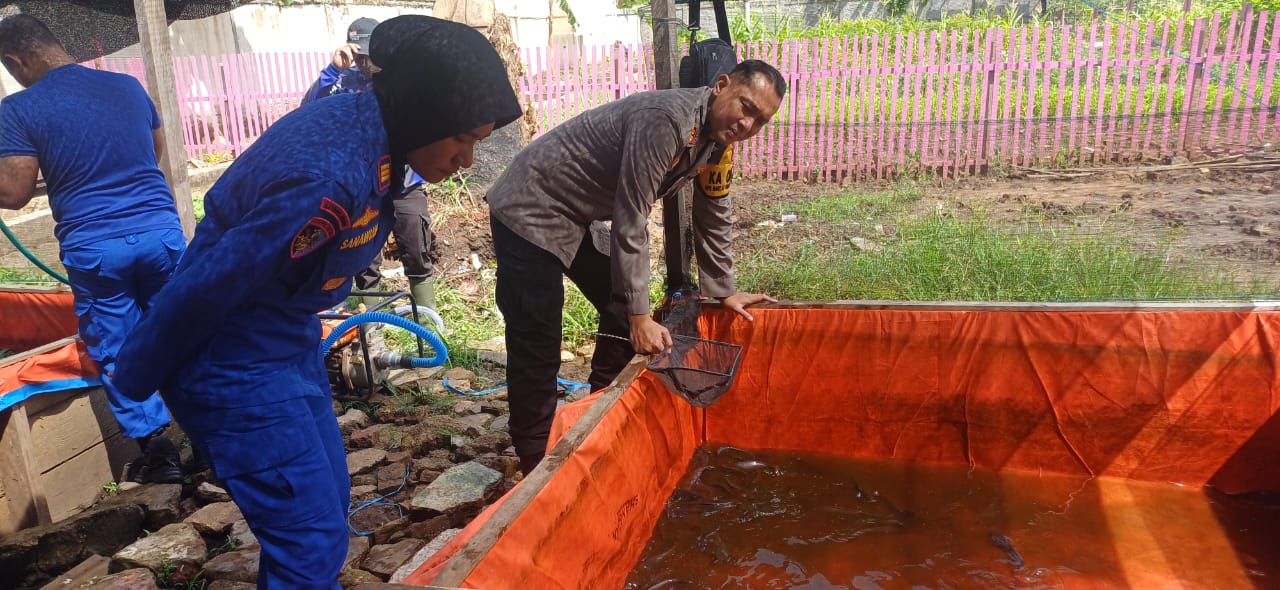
left=486, top=60, right=786, bottom=473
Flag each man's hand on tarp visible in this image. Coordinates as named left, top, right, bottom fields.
left=720, top=292, right=777, bottom=321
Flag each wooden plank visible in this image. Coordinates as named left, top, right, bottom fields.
left=966, top=29, right=982, bottom=175
left=1038, top=25, right=1054, bottom=166
left=1205, top=11, right=1235, bottom=151
left=172, top=55, right=196, bottom=162
left=1069, top=24, right=1086, bottom=165
left=1179, top=18, right=1206, bottom=155
left=1133, top=21, right=1155, bottom=158
left=650, top=0, right=679, bottom=91
left=28, top=387, right=121, bottom=474
left=1092, top=22, right=1111, bottom=164
left=977, top=28, right=998, bottom=172
left=1238, top=11, right=1268, bottom=147
left=132, top=0, right=196, bottom=237
left=858, top=34, right=874, bottom=180
left=888, top=32, right=905, bottom=177
left=0, top=284, right=69, bottom=294
left=950, top=31, right=964, bottom=177
left=742, top=299, right=1280, bottom=312
left=0, top=335, right=79, bottom=368
left=1262, top=13, right=1280, bottom=142
left=1163, top=18, right=1186, bottom=155
left=13, top=388, right=83, bottom=422
left=1082, top=22, right=1099, bottom=165
left=1144, top=20, right=1168, bottom=156
left=877, top=32, right=892, bottom=178
left=0, top=404, right=51, bottom=534
left=1266, top=13, right=1280, bottom=141
left=780, top=38, right=794, bottom=177
left=39, top=554, right=111, bottom=590
left=430, top=357, right=649, bottom=587
left=912, top=32, right=928, bottom=173
left=1055, top=25, right=1071, bottom=163
left=1011, top=26, right=1028, bottom=166
left=42, top=429, right=136, bottom=523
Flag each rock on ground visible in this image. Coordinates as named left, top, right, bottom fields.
left=201, top=548, right=260, bottom=584
left=409, top=461, right=502, bottom=516
left=361, top=538, right=426, bottom=579
left=389, top=529, right=462, bottom=583
left=184, top=501, right=244, bottom=535
left=0, top=503, right=144, bottom=588
left=77, top=568, right=158, bottom=589
left=111, top=523, right=207, bottom=572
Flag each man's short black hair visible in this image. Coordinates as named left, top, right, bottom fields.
left=0, top=14, right=62, bottom=58
left=731, top=60, right=786, bottom=100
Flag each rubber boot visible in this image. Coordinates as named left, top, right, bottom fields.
left=124, top=426, right=184, bottom=484
left=410, top=277, right=437, bottom=311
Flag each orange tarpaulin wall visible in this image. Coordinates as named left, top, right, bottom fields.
left=0, top=288, right=98, bottom=412
left=406, top=305, right=1280, bottom=589
left=0, top=289, right=77, bottom=352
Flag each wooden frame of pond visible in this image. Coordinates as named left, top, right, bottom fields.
left=408, top=300, right=1280, bottom=589
left=0, top=286, right=130, bottom=536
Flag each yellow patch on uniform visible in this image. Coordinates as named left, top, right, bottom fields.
left=322, top=277, right=348, bottom=291
left=377, top=155, right=392, bottom=192
left=340, top=224, right=379, bottom=250
left=351, top=205, right=379, bottom=229
left=697, top=144, right=734, bottom=198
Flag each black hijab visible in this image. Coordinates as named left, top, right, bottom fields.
left=369, top=15, right=522, bottom=158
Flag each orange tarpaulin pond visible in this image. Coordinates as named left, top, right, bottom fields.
left=406, top=302, right=1280, bottom=590
left=0, top=288, right=97, bottom=412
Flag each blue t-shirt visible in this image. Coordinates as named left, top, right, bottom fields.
left=0, top=64, right=181, bottom=248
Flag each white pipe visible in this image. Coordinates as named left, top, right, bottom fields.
left=390, top=305, right=446, bottom=333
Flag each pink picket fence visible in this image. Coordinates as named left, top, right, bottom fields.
left=87, top=9, right=1280, bottom=180
left=526, top=9, right=1280, bottom=180
left=89, top=52, right=330, bottom=163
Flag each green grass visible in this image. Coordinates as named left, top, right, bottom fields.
left=738, top=186, right=1279, bottom=301
left=0, top=266, right=58, bottom=285
left=191, top=191, right=206, bottom=222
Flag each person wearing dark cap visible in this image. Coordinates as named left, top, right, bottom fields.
left=302, top=16, right=379, bottom=103
left=112, top=15, right=521, bottom=588
left=487, top=60, right=786, bottom=474
left=304, top=15, right=441, bottom=314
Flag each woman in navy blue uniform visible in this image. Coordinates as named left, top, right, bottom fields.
left=113, top=16, right=520, bottom=588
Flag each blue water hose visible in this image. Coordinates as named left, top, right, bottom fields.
left=319, top=311, right=448, bottom=367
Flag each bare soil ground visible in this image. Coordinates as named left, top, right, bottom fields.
left=730, top=168, right=1280, bottom=284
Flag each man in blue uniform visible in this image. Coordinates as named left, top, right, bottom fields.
left=0, top=15, right=183, bottom=484
left=301, top=16, right=378, bottom=103
left=113, top=16, right=520, bottom=588
left=304, top=16, right=439, bottom=310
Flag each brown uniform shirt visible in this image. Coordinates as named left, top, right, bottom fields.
left=486, top=87, right=735, bottom=315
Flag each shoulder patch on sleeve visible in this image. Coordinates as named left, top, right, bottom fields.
left=319, top=197, right=351, bottom=230
left=291, top=217, right=335, bottom=259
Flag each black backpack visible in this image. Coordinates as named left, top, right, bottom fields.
left=678, top=0, right=737, bottom=88
left=679, top=37, right=738, bottom=89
